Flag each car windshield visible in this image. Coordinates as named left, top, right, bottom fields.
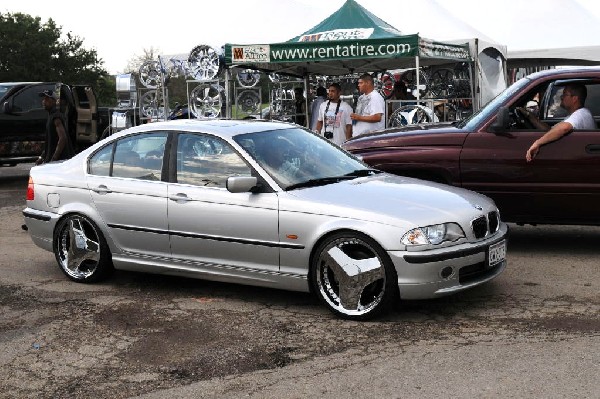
left=0, top=84, right=17, bottom=100
left=456, top=77, right=532, bottom=130
left=234, top=127, right=377, bottom=190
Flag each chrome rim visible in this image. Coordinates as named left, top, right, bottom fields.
left=316, top=237, right=386, bottom=317
left=236, top=69, right=261, bottom=88
left=57, top=216, right=101, bottom=280
left=139, top=60, right=161, bottom=89
left=140, top=90, right=165, bottom=119
left=374, top=71, right=395, bottom=99
left=189, top=84, right=223, bottom=118
left=188, top=45, right=220, bottom=81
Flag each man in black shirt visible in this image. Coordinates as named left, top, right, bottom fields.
left=36, top=90, right=73, bottom=165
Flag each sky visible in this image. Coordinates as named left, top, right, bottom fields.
left=3, top=0, right=600, bottom=74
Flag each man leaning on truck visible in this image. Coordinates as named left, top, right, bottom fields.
left=36, top=90, right=74, bottom=165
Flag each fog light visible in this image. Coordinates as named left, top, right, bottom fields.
left=440, top=266, right=453, bottom=279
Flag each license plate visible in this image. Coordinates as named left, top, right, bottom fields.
left=488, top=240, right=506, bottom=267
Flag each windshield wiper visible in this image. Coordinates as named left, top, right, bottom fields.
left=285, top=176, right=354, bottom=191
left=343, top=169, right=382, bottom=177
left=285, top=170, right=381, bottom=191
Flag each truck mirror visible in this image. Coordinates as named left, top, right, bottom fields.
left=490, top=106, right=510, bottom=132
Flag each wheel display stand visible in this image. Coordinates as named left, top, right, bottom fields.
left=267, top=79, right=305, bottom=123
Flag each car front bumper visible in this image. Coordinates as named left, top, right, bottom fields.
left=389, top=223, right=508, bottom=300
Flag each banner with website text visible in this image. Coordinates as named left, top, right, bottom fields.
left=225, top=35, right=470, bottom=65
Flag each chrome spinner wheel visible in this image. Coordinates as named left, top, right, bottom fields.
left=54, top=215, right=112, bottom=282
left=311, top=232, right=397, bottom=320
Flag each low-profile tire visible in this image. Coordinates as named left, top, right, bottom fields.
left=310, top=231, right=398, bottom=320
left=53, top=214, right=113, bottom=283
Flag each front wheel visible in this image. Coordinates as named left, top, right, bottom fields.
left=310, top=232, right=398, bottom=320
left=53, top=214, right=113, bottom=283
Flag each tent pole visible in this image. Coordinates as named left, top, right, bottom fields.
left=415, top=56, right=420, bottom=101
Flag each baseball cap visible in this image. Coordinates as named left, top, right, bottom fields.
left=38, top=90, right=55, bottom=99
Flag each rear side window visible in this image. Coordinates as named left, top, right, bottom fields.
left=88, top=132, right=168, bottom=180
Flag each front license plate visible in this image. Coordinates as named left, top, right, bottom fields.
left=488, top=240, right=506, bottom=267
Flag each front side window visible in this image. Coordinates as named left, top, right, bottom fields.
left=176, top=133, right=251, bottom=188
left=12, top=86, right=44, bottom=113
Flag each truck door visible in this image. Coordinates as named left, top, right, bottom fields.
left=0, top=83, right=51, bottom=160
left=72, top=85, right=98, bottom=144
left=460, top=81, right=600, bottom=224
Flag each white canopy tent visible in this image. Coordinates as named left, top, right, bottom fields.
left=370, top=0, right=508, bottom=109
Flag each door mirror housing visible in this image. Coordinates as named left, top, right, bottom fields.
left=226, top=176, right=258, bottom=193
left=490, top=106, right=510, bottom=133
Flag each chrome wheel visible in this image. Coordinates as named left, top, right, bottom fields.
left=374, top=71, right=395, bottom=99
left=189, top=83, right=223, bottom=118
left=388, top=105, right=434, bottom=127
left=188, top=45, right=221, bottom=81
left=236, top=69, right=261, bottom=87
left=139, top=60, right=162, bottom=89
left=54, top=215, right=112, bottom=282
left=140, top=90, right=166, bottom=119
left=312, top=233, right=396, bottom=320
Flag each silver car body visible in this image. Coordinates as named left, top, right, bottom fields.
left=24, top=120, right=507, bottom=314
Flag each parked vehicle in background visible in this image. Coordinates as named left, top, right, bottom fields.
left=0, top=82, right=110, bottom=166
left=23, top=119, right=507, bottom=320
left=344, top=67, right=600, bottom=226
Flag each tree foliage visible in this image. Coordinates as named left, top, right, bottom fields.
left=0, top=12, right=115, bottom=105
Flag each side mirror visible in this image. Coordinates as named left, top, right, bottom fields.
left=226, top=176, right=258, bottom=193
left=490, top=106, right=510, bottom=132
left=2, top=101, right=11, bottom=114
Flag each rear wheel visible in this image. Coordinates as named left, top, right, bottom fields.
left=310, top=232, right=398, bottom=320
left=53, top=214, right=113, bottom=283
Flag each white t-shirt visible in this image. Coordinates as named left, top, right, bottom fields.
left=353, top=91, right=385, bottom=137
left=318, top=100, right=353, bottom=145
left=310, top=96, right=325, bottom=130
left=564, top=107, right=596, bottom=130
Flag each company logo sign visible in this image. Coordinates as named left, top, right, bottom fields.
left=232, top=45, right=270, bottom=63
left=298, top=28, right=375, bottom=42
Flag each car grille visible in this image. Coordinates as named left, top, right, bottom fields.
left=471, top=211, right=500, bottom=239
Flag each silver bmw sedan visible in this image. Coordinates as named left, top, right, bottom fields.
left=23, top=119, right=507, bottom=320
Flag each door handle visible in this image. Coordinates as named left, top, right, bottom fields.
left=169, top=193, right=191, bottom=202
left=93, top=184, right=111, bottom=194
left=585, top=144, right=600, bottom=154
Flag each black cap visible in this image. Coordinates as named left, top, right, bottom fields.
left=39, top=90, right=55, bottom=99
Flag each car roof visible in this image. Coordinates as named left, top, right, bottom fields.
left=112, top=119, right=300, bottom=140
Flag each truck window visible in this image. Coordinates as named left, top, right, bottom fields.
left=12, top=86, right=44, bottom=113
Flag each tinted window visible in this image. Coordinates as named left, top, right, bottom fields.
left=12, top=86, right=43, bottom=112
left=112, top=133, right=167, bottom=180
left=176, top=134, right=250, bottom=188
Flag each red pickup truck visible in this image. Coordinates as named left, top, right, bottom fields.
left=344, top=67, right=600, bottom=225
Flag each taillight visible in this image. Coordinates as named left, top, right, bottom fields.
left=26, top=177, right=34, bottom=201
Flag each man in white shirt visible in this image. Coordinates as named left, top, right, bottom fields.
left=316, top=83, right=353, bottom=145
left=350, top=73, right=385, bottom=137
left=522, top=83, right=596, bottom=162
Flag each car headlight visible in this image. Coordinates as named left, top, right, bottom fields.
left=401, top=223, right=465, bottom=246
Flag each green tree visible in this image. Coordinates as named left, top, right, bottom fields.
left=0, top=12, right=114, bottom=104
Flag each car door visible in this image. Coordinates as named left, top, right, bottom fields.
left=460, top=83, right=600, bottom=224
left=167, top=133, right=280, bottom=274
left=0, top=83, right=51, bottom=158
left=87, top=131, right=171, bottom=257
